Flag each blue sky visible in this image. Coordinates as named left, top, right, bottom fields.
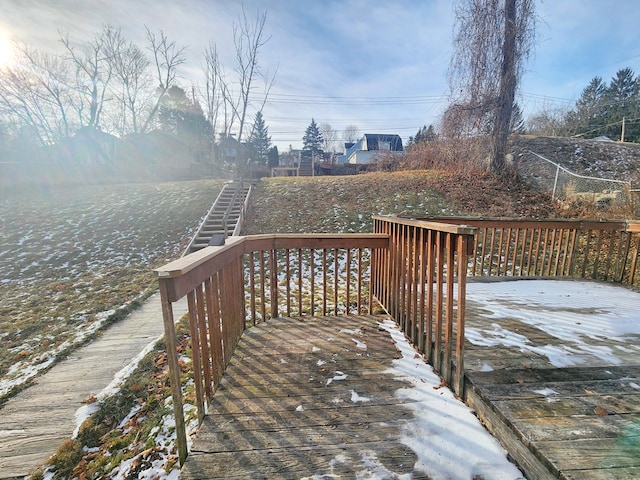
left=1, top=0, right=639, bottom=150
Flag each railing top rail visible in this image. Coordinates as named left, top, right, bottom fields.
left=244, top=233, right=389, bottom=250
left=155, top=233, right=390, bottom=302
left=627, top=222, right=640, bottom=233
left=373, top=215, right=477, bottom=235
left=157, top=236, right=246, bottom=279
left=415, top=216, right=633, bottom=232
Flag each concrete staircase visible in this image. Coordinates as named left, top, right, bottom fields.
left=183, top=179, right=253, bottom=256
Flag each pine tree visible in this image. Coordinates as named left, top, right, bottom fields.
left=267, top=145, right=279, bottom=168
left=248, top=111, right=271, bottom=165
left=566, top=77, right=608, bottom=137
left=604, top=68, right=639, bottom=141
left=302, top=118, right=324, bottom=157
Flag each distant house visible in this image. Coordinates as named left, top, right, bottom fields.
left=336, top=133, right=404, bottom=164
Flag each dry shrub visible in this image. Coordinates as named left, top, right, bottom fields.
left=372, top=138, right=492, bottom=176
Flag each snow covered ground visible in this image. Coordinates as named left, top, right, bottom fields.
left=465, top=280, right=640, bottom=369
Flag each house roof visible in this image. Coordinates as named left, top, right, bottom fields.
left=362, top=134, right=403, bottom=152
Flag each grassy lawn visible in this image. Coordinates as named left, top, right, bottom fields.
left=0, top=180, right=225, bottom=402
left=244, top=170, right=557, bottom=235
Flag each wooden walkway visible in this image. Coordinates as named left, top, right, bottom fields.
left=463, top=280, right=640, bottom=480
left=0, top=295, right=187, bottom=479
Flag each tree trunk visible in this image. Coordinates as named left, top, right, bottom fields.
left=491, top=0, right=517, bottom=172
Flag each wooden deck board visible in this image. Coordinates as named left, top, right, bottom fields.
left=181, top=315, right=435, bottom=479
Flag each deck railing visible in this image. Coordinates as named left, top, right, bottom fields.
left=371, top=216, right=476, bottom=395
left=426, top=218, right=640, bottom=287
left=156, top=216, right=639, bottom=465
left=156, top=233, right=390, bottom=464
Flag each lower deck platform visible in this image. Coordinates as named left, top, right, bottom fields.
left=463, top=279, right=640, bottom=479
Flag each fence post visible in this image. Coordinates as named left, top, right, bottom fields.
left=552, top=163, right=560, bottom=199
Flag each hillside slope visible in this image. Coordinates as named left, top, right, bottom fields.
left=243, top=170, right=559, bottom=234
left=512, top=135, right=640, bottom=185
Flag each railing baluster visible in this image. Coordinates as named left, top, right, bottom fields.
left=418, top=228, right=427, bottom=353
left=249, top=251, right=256, bottom=325
left=310, top=248, right=315, bottom=317
left=187, top=290, right=205, bottom=423
left=434, top=231, right=444, bottom=371
left=259, top=250, right=267, bottom=321
left=285, top=249, right=291, bottom=317
left=333, top=248, right=339, bottom=314
left=444, top=233, right=454, bottom=383
left=195, top=285, right=212, bottom=400
left=511, top=228, right=519, bottom=276
left=322, top=249, right=328, bottom=316
left=426, top=229, right=434, bottom=363
left=298, top=248, right=303, bottom=316
left=346, top=249, right=352, bottom=314
left=357, top=248, right=363, bottom=314
left=270, top=249, right=278, bottom=318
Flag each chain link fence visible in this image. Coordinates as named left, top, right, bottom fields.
left=516, top=150, right=633, bottom=210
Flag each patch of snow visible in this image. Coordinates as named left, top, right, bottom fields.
left=73, top=334, right=163, bottom=438
left=465, top=280, right=640, bottom=368
left=533, top=388, right=559, bottom=398
left=379, top=319, right=524, bottom=479
left=351, top=338, right=367, bottom=350
left=349, top=390, right=371, bottom=403
left=326, top=371, right=347, bottom=386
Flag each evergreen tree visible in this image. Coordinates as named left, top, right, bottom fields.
left=566, top=76, right=608, bottom=137
left=302, top=118, right=324, bottom=157
left=564, top=68, right=640, bottom=142
left=267, top=145, right=279, bottom=168
left=604, top=68, right=639, bottom=141
left=407, top=124, right=437, bottom=146
left=510, top=103, right=525, bottom=134
left=248, top=111, right=271, bottom=165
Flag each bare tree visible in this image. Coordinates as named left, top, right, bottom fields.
left=205, top=8, right=275, bottom=144
left=526, top=106, right=568, bottom=137
left=319, top=122, right=337, bottom=153
left=141, top=27, right=187, bottom=133
left=104, top=29, right=151, bottom=135
left=0, top=44, right=74, bottom=145
left=233, top=8, right=270, bottom=142
left=202, top=41, right=225, bottom=139
left=448, top=0, right=535, bottom=172
left=342, top=124, right=359, bottom=144
left=59, top=25, right=114, bottom=129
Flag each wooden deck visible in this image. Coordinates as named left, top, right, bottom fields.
left=181, top=314, right=429, bottom=479
left=180, top=280, right=640, bottom=480
left=463, top=279, right=640, bottom=480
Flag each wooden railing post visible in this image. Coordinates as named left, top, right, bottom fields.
left=158, top=279, right=188, bottom=466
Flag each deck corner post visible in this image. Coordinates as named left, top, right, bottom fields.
left=159, top=279, right=188, bottom=466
